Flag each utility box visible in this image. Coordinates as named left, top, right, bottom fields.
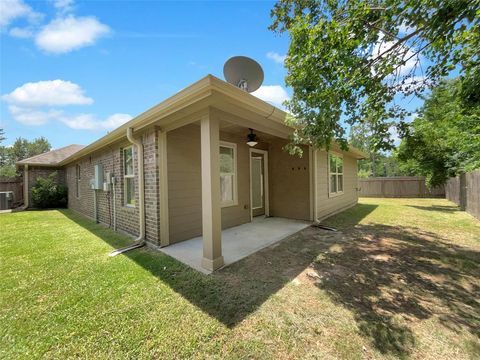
left=93, top=164, right=104, bottom=190
left=103, top=171, right=112, bottom=191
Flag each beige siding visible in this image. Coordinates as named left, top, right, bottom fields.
left=315, top=150, right=359, bottom=220
left=269, top=140, right=311, bottom=220
left=167, top=124, right=251, bottom=244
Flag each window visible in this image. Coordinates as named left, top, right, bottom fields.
left=329, top=153, right=344, bottom=196
left=220, top=142, right=237, bottom=207
left=123, top=146, right=135, bottom=206
left=75, top=164, right=81, bottom=198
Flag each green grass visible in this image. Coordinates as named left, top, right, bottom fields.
left=0, top=198, right=479, bottom=359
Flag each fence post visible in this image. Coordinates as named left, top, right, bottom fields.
left=459, top=173, right=467, bottom=211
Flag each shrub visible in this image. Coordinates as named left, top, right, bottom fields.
left=31, top=172, right=68, bottom=208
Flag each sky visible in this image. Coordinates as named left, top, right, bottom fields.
left=0, top=0, right=423, bottom=149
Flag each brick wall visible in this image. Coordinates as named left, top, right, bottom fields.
left=65, top=128, right=160, bottom=245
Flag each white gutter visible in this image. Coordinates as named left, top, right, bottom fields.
left=109, top=127, right=146, bottom=256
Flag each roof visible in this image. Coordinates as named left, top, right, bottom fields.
left=17, top=144, right=85, bottom=167
left=59, top=75, right=291, bottom=166
left=55, top=74, right=365, bottom=165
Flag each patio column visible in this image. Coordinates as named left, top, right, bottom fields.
left=200, top=113, right=224, bottom=271
left=158, top=130, right=169, bottom=247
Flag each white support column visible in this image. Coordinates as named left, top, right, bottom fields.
left=309, top=146, right=314, bottom=222
left=158, top=130, right=169, bottom=247
left=200, top=113, right=224, bottom=271
left=311, top=148, right=318, bottom=222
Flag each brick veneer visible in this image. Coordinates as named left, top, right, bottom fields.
left=64, top=128, right=160, bottom=245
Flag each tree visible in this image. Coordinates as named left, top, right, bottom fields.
left=9, top=137, right=51, bottom=163
left=0, top=134, right=52, bottom=177
left=270, top=0, right=480, bottom=153
left=349, top=122, right=405, bottom=177
left=397, top=77, right=480, bottom=186
left=0, top=129, right=5, bottom=143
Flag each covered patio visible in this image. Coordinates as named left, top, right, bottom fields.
left=160, top=216, right=311, bottom=274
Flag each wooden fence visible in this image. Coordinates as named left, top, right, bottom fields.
left=445, top=170, right=480, bottom=220
left=359, top=176, right=445, bottom=198
left=0, top=176, right=23, bottom=205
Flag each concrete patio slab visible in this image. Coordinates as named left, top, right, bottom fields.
left=160, top=216, right=311, bottom=274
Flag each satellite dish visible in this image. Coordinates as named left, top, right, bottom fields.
left=223, top=56, right=264, bottom=92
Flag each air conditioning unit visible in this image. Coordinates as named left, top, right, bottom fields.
left=0, top=191, right=13, bottom=210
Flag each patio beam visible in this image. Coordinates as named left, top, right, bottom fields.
left=200, top=111, right=224, bottom=271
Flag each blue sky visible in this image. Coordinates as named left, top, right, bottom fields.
left=1, top=0, right=422, bottom=149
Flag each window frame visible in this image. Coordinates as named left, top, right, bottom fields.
left=123, top=146, right=135, bottom=207
left=75, top=164, right=81, bottom=198
left=328, top=151, right=344, bottom=197
left=219, top=141, right=238, bottom=208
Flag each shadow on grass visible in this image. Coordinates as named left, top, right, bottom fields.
left=407, top=204, right=460, bottom=213
left=59, top=203, right=480, bottom=358
left=310, top=223, right=480, bottom=357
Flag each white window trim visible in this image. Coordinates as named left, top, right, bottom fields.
left=123, top=146, right=135, bottom=208
left=75, top=164, right=81, bottom=199
left=249, top=148, right=269, bottom=220
left=220, top=141, right=238, bottom=208
left=328, top=151, right=344, bottom=198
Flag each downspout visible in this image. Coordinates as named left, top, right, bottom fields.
left=20, top=165, right=29, bottom=210
left=112, top=174, right=117, bottom=231
left=109, top=127, right=146, bottom=256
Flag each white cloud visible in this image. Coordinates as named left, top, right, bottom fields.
left=8, top=105, right=62, bottom=126
left=7, top=106, right=132, bottom=130
left=53, top=0, right=75, bottom=14
left=3, top=80, right=93, bottom=107
left=0, top=0, right=42, bottom=28
left=252, top=85, right=290, bottom=107
left=59, top=113, right=132, bottom=130
left=3, top=79, right=131, bottom=130
left=9, top=26, right=33, bottom=38
left=35, top=15, right=110, bottom=53
left=266, top=51, right=286, bottom=64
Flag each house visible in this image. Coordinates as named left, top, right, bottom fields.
left=17, top=75, right=366, bottom=272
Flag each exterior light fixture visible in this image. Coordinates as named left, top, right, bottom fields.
left=246, top=128, right=258, bottom=147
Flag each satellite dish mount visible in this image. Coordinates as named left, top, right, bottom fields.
left=223, top=56, right=264, bottom=93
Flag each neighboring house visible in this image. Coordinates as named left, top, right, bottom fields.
left=17, top=75, right=366, bottom=271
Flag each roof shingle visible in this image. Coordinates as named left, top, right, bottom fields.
left=17, top=144, right=85, bottom=166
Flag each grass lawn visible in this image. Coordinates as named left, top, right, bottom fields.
left=1, top=198, right=479, bottom=359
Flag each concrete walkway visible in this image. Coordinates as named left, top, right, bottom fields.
left=160, top=217, right=311, bottom=274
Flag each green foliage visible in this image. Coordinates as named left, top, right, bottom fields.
left=357, top=168, right=371, bottom=178
left=0, top=134, right=51, bottom=176
left=270, top=0, right=480, bottom=153
left=31, top=172, right=68, bottom=209
left=9, top=137, right=51, bottom=163
left=397, top=77, right=480, bottom=186
left=0, top=165, right=17, bottom=178
left=349, top=122, right=406, bottom=177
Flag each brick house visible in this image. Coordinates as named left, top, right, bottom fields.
left=17, top=75, right=366, bottom=272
